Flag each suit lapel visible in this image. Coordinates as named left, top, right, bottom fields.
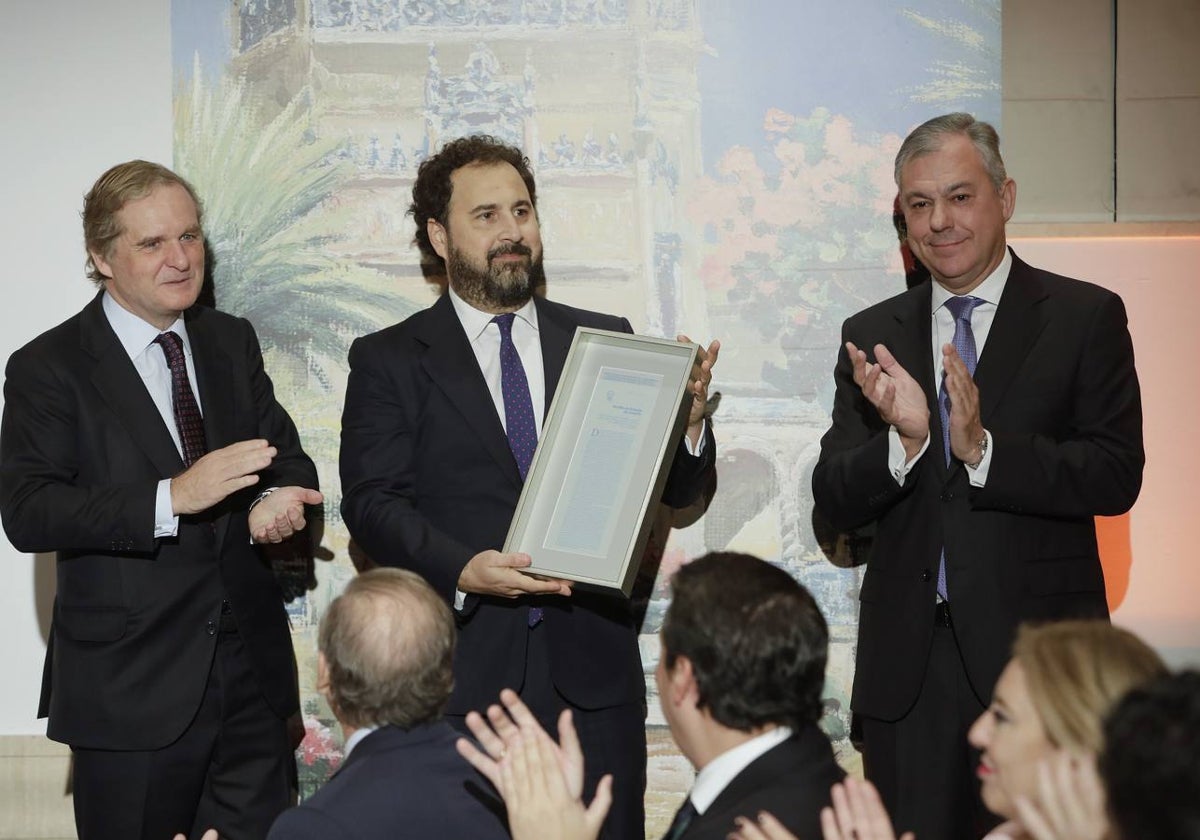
left=534, top=297, right=578, bottom=417
left=887, top=283, right=948, bottom=479
left=185, top=308, right=236, bottom=452
left=81, top=294, right=184, bottom=479
left=974, top=252, right=1050, bottom=421
left=417, top=295, right=522, bottom=487
left=186, top=308, right=237, bottom=547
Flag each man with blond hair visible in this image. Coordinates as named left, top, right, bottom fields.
left=1, top=160, right=321, bottom=839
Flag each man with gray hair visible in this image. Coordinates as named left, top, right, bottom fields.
left=267, top=568, right=507, bottom=840
left=813, top=113, right=1143, bottom=840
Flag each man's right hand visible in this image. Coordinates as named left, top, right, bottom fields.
left=457, top=550, right=573, bottom=598
left=847, top=341, right=930, bottom=458
left=171, top=439, right=276, bottom=516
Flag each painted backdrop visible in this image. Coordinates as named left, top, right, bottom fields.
left=172, top=0, right=1000, bottom=830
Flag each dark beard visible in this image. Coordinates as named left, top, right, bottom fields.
left=447, top=242, right=545, bottom=311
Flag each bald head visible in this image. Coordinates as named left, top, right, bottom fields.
left=319, top=568, right=455, bottom=730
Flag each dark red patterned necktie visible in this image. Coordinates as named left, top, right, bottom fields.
left=154, top=331, right=208, bottom=467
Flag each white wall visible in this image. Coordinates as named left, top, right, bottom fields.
left=0, top=0, right=172, bottom=734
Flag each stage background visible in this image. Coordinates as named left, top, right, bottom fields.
left=1, top=1, right=1197, bottom=836
left=169, top=0, right=1001, bottom=816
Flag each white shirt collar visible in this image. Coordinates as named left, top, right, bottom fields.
left=446, top=285, right=539, bottom=341
left=342, top=724, right=379, bottom=760
left=102, top=291, right=193, bottom=361
left=689, top=726, right=793, bottom=814
left=931, top=248, right=1012, bottom=311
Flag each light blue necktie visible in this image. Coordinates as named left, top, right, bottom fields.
left=936, top=295, right=983, bottom=600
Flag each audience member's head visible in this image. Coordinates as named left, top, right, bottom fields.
left=83, top=159, right=204, bottom=286
left=318, top=567, right=455, bottom=731
left=1101, top=669, right=1200, bottom=840
left=968, top=620, right=1167, bottom=825
left=658, top=551, right=828, bottom=762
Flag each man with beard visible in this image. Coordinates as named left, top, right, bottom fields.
left=339, top=135, right=718, bottom=839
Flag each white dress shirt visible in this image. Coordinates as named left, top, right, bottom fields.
left=888, top=249, right=1012, bottom=487
left=102, top=292, right=201, bottom=538
left=448, top=286, right=546, bottom=436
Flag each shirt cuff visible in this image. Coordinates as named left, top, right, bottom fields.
left=888, top=427, right=930, bottom=486
left=682, top=419, right=708, bottom=457
left=966, top=430, right=993, bottom=487
left=454, top=588, right=467, bottom=611
left=154, top=479, right=179, bottom=538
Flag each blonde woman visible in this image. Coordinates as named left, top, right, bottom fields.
left=733, top=621, right=1167, bottom=840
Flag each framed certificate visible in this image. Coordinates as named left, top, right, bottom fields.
left=503, top=328, right=698, bottom=596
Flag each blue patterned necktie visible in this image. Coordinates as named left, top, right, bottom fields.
left=493, top=314, right=543, bottom=627
left=493, top=314, right=538, bottom=479
left=154, top=331, right=207, bottom=467
left=936, top=295, right=983, bottom=600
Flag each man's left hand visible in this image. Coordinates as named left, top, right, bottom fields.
left=678, top=335, right=720, bottom=448
left=942, top=344, right=985, bottom=463
left=249, top=486, right=324, bottom=544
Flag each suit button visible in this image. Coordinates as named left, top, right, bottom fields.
left=921, top=569, right=932, bottom=581
left=206, top=621, right=217, bottom=636
left=941, top=491, right=954, bottom=502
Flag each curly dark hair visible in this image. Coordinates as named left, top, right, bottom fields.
left=662, top=552, right=829, bottom=731
left=319, top=568, right=455, bottom=730
left=409, top=135, right=538, bottom=264
left=1101, top=669, right=1200, bottom=840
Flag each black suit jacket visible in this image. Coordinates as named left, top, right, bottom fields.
left=339, top=294, right=715, bottom=714
left=266, top=722, right=508, bottom=840
left=0, top=292, right=317, bottom=750
left=812, top=250, right=1143, bottom=719
left=679, top=725, right=845, bottom=840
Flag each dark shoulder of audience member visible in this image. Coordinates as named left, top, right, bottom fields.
left=1101, top=669, right=1200, bottom=840
left=662, top=551, right=828, bottom=731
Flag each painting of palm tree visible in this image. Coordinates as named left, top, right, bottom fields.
left=174, top=69, right=411, bottom=396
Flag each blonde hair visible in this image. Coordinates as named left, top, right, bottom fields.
left=1014, top=620, right=1167, bottom=753
left=82, top=160, right=203, bottom=285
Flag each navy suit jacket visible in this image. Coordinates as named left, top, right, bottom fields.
left=339, top=294, right=715, bottom=714
left=266, top=722, right=508, bottom=840
left=678, top=725, right=845, bottom=840
left=813, top=250, right=1143, bottom=718
left=0, top=292, right=317, bottom=749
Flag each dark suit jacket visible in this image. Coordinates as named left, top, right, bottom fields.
left=340, top=294, right=715, bottom=714
left=812, top=250, right=1143, bottom=719
left=0, top=292, right=317, bottom=750
left=679, top=725, right=845, bottom=840
left=266, top=722, right=508, bottom=840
